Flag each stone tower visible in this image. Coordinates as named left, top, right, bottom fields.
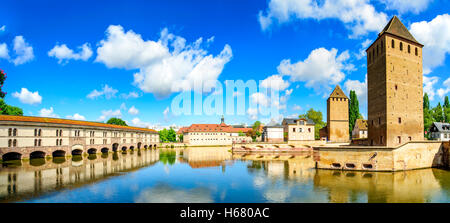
left=366, top=16, right=424, bottom=147
left=326, top=85, right=349, bottom=142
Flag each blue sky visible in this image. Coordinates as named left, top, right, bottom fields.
left=1, top=0, right=449, bottom=129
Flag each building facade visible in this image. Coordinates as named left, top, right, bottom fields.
left=262, top=125, right=284, bottom=143
left=429, top=122, right=450, bottom=141
left=367, top=16, right=424, bottom=147
left=182, top=117, right=252, bottom=146
left=352, top=119, right=368, bottom=139
left=0, top=115, right=159, bottom=160
left=321, top=85, right=349, bottom=142
left=282, top=118, right=315, bottom=141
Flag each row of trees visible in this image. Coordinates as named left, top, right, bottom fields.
left=424, top=93, right=450, bottom=137
left=0, top=69, right=23, bottom=116
left=159, top=128, right=177, bottom=143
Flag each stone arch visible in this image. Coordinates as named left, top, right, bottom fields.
left=144, top=145, right=148, bottom=149
left=130, top=146, right=135, bottom=151
left=2, top=152, right=22, bottom=161
left=137, top=142, right=142, bottom=149
left=153, top=144, right=157, bottom=149
left=52, top=150, right=66, bottom=157
left=30, top=151, right=46, bottom=159
left=112, top=143, right=119, bottom=152
left=121, top=146, right=127, bottom=151
left=101, top=147, right=109, bottom=153
left=72, top=149, right=83, bottom=156
left=87, top=148, right=97, bottom=154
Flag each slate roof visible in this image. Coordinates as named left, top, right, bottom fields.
left=282, top=118, right=315, bottom=125
left=329, top=85, right=348, bottom=99
left=379, top=16, right=421, bottom=45
left=430, top=122, right=450, bottom=133
left=0, top=115, right=157, bottom=132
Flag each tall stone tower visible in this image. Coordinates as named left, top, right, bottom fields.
left=326, top=85, right=349, bottom=142
left=366, top=16, right=424, bottom=147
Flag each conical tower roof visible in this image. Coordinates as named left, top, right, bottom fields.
left=329, top=85, right=348, bottom=99
left=379, top=16, right=421, bottom=45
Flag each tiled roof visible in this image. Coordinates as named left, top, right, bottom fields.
left=354, top=119, right=368, bottom=131
left=282, top=118, right=315, bottom=125
left=430, top=122, right=450, bottom=133
left=0, top=115, right=157, bottom=133
left=329, top=85, right=348, bottom=99
left=379, top=16, right=421, bottom=45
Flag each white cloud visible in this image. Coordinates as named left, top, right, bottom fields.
left=48, top=43, right=93, bottom=64
left=130, top=117, right=152, bottom=128
left=344, top=74, right=367, bottom=105
left=261, top=75, right=290, bottom=90
left=120, top=91, right=140, bottom=99
left=250, top=92, right=270, bottom=107
left=128, top=106, right=139, bottom=115
left=0, top=43, right=9, bottom=59
left=258, top=0, right=388, bottom=38
left=163, top=107, right=170, bottom=121
left=12, top=36, right=34, bottom=65
left=410, top=14, right=450, bottom=74
left=278, top=48, right=352, bottom=94
left=120, top=102, right=127, bottom=110
left=98, top=109, right=122, bottom=121
left=437, top=77, right=450, bottom=99
left=87, top=84, right=118, bottom=99
left=66, top=113, right=86, bottom=120
left=293, top=104, right=302, bottom=110
left=12, top=88, right=42, bottom=105
left=247, top=107, right=259, bottom=120
left=355, top=39, right=371, bottom=60
left=0, top=25, right=5, bottom=32
left=380, top=0, right=432, bottom=14
left=423, top=75, right=439, bottom=100
left=96, top=25, right=232, bottom=98
left=39, top=107, right=59, bottom=118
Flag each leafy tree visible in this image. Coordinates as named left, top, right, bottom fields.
left=423, top=93, right=434, bottom=138
left=0, top=69, right=7, bottom=98
left=444, top=96, right=450, bottom=123
left=238, top=131, right=245, bottom=136
left=178, top=134, right=184, bottom=142
left=348, top=90, right=361, bottom=136
left=433, top=102, right=444, bottom=122
left=167, top=128, right=177, bottom=142
left=0, top=99, right=23, bottom=116
left=106, top=117, right=128, bottom=126
left=299, top=108, right=325, bottom=140
left=246, top=121, right=262, bottom=141
left=159, top=128, right=168, bottom=142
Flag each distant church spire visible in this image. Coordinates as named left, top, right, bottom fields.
left=221, top=115, right=225, bottom=124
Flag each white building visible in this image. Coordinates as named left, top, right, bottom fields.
left=429, top=122, right=450, bottom=141
left=262, top=125, right=284, bottom=142
left=352, top=119, right=368, bottom=139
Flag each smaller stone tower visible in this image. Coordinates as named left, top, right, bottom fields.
left=326, top=85, right=350, bottom=142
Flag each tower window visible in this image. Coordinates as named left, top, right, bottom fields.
left=395, top=84, right=398, bottom=90
left=381, top=41, right=383, bottom=51
left=398, top=136, right=401, bottom=144
left=400, top=42, right=403, bottom=51
left=408, top=45, right=411, bottom=53
left=398, top=117, right=402, bottom=124
left=391, top=39, right=395, bottom=48
left=415, top=47, right=418, bottom=56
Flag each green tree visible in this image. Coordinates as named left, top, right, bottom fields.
left=159, top=128, right=168, bottom=142
left=178, top=134, right=184, bottom=142
left=444, top=96, right=450, bottom=123
left=299, top=108, right=325, bottom=140
left=106, top=117, right=128, bottom=126
left=238, top=131, right=245, bottom=136
left=0, top=99, right=23, bottom=116
left=423, top=93, right=434, bottom=138
left=167, top=128, right=177, bottom=142
left=433, top=102, right=444, bottom=122
left=348, top=90, right=361, bottom=136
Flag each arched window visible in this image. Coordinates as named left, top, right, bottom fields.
left=59, top=129, right=62, bottom=136
left=13, top=139, right=17, bottom=147
left=391, top=39, right=395, bottom=48
left=34, top=129, right=37, bottom=136
left=34, top=139, right=37, bottom=146
left=56, top=129, right=59, bottom=136
left=400, top=42, right=403, bottom=51
left=38, top=139, right=42, bottom=146
left=13, top=129, right=17, bottom=136
left=60, top=139, right=62, bottom=145
left=56, top=139, right=59, bottom=145
left=38, top=129, right=42, bottom=136
left=8, top=139, right=12, bottom=147
left=8, top=128, right=12, bottom=136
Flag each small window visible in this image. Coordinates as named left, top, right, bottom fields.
left=380, top=136, right=383, bottom=144
left=395, top=84, right=398, bottom=90
left=391, top=39, right=395, bottom=48
left=293, top=128, right=296, bottom=132
left=409, top=136, right=412, bottom=141
left=345, top=163, right=356, bottom=169
left=38, top=139, right=41, bottom=146
left=398, top=136, right=401, bottom=143
left=34, top=129, right=37, bottom=136
left=8, top=128, right=12, bottom=136
left=38, top=129, right=42, bottom=136
left=332, top=163, right=341, bottom=168
left=13, top=128, right=17, bottom=136
left=400, top=42, right=403, bottom=51
left=363, top=164, right=373, bottom=169
left=408, top=45, right=411, bottom=53
left=415, top=47, right=418, bottom=56
left=13, top=139, right=17, bottom=147
left=398, top=117, right=402, bottom=124
left=8, top=139, right=12, bottom=147
left=56, top=130, right=59, bottom=136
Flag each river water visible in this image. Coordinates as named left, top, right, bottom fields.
left=1, top=147, right=450, bottom=203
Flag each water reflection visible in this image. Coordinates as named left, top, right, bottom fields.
left=0, top=147, right=450, bottom=203
left=0, top=149, right=160, bottom=202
